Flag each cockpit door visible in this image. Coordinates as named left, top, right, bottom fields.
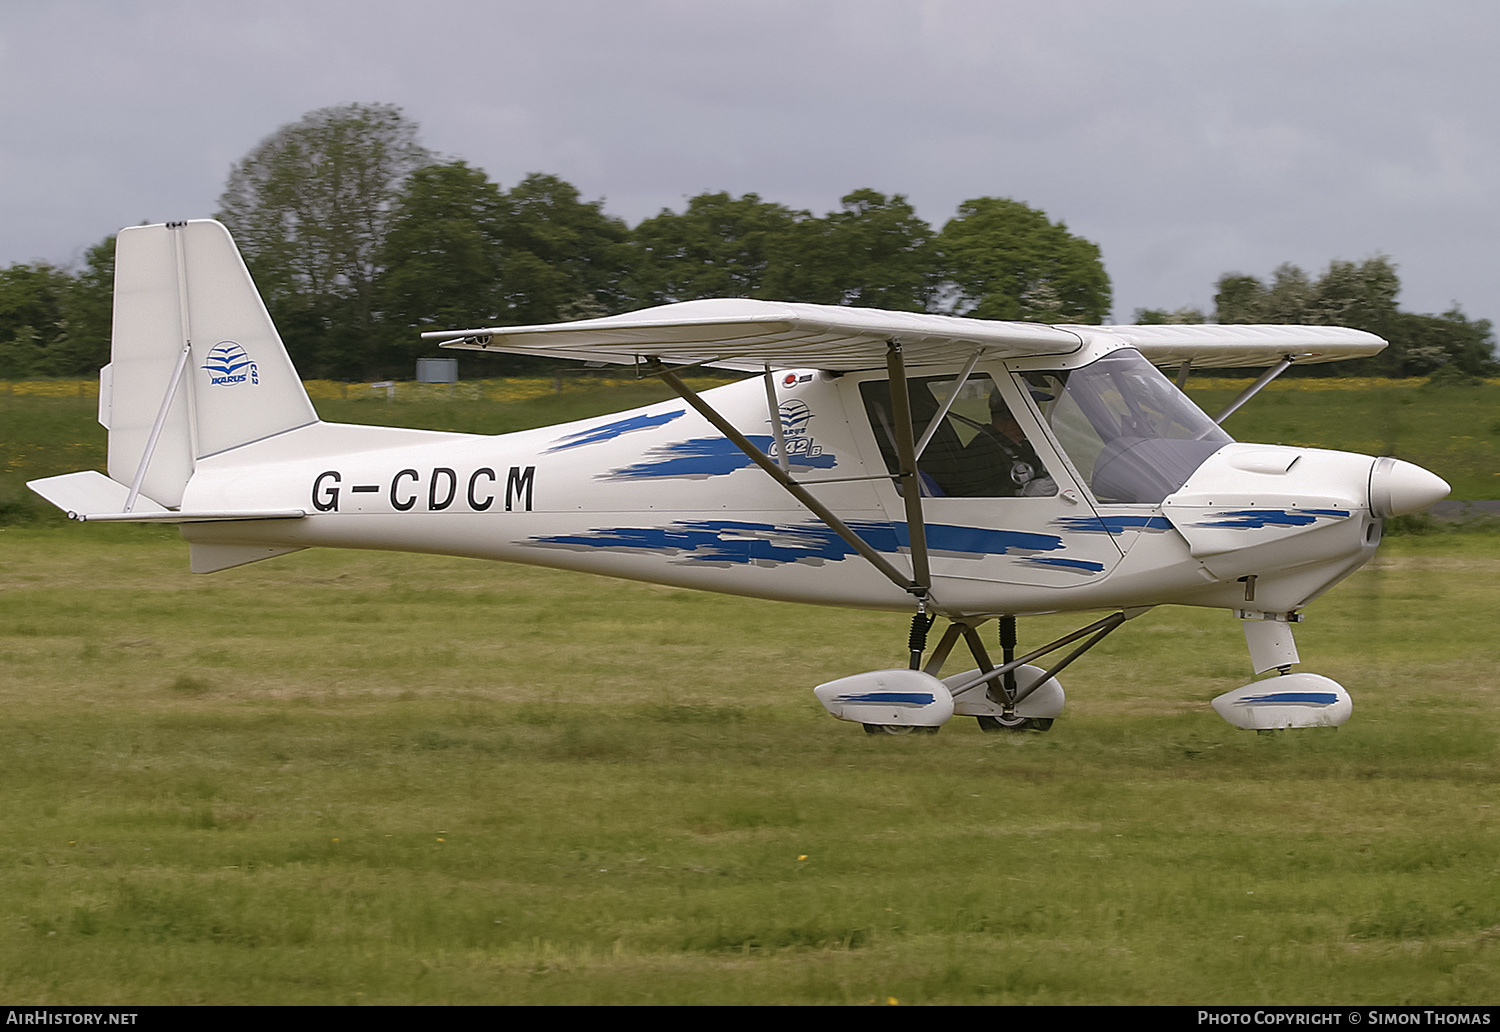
left=852, top=366, right=1125, bottom=592
left=1012, top=348, right=1234, bottom=564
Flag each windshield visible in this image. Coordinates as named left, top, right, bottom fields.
left=1019, top=350, right=1232, bottom=504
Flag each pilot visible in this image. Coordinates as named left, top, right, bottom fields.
left=961, top=392, right=1056, bottom=497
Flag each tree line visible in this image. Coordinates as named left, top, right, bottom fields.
left=210, top=104, right=1109, bottom=377
left=1, top=102, right=1491, bottom=380
left=1138, top=257, right=1495, bottom=378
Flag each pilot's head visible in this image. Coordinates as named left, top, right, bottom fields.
left=988, top=391, right=1024, bottom=440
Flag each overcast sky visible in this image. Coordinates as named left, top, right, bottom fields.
left=3, top=0, right=1496, bottom=327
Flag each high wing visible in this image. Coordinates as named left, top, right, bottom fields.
left=427, top=298, right=1385, bottom=371
left=1075, top=322, right=1387, bottom=369
left=427, top=299, right=1083, bottom=371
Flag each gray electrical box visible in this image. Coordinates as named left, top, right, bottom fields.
left=416, top=358, right=458, bottom=383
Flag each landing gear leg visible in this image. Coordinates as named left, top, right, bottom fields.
left=943, top=611, right=1134, bottom=732
left=1211, top=611, right=1352, bottom=730
left=858, top=600, right=936, bottom=738
left=966, top=616, right=1046, bottom=732
left=855, top=606, right=943, bottom=735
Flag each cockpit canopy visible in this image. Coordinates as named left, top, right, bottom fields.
left=857, top=348, right=1230, bottom=506
left=1020, top=349, right=1231, bottom=504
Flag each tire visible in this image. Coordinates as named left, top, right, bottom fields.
left=977, top=715, right=1053, bottom=732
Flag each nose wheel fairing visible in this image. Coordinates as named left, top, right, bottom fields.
left=1213, top=673, right=1352, bottom=730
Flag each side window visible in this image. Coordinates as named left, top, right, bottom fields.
left=860, top=374, right=1057, bottom=498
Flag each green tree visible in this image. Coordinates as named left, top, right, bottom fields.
left=0, top=235, right=116, bottom=379
left=1212, top=274, right=1264, bottom=325
left=1384, top=308, right=1495, bottom=377
left=1311, top=256, right=1400, bottom=330
left=767, top=189, right=938, bottom=311
left=936, top=197, right=1111, bottom=323
left=1213, top=256, right=1493, bottom=376
left=53, top=234, right=116, bottom=375
left=0, top=262, right=71, bottom=377
left=1135, top=306, right=1206, bottom=324
left=216, top=103, right=432, bottom=377
left=628, top=192, right=803, bottom=305
left=0, top=325, right=45, bottom=379
left=1262, top=263, right=1318, bottom=324
left=1215, top=257, right=1399, bottom=331
left=497, top=173, right=632, bottom=324
left=379, top=168, right=632, bottom=374
left=379, top=162, right=507, bottom=371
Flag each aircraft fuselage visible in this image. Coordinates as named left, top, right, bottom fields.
left=179, top=360, right=1389, bottom=621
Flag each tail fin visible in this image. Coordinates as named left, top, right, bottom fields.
left=102, top=220, right=317, bottom=508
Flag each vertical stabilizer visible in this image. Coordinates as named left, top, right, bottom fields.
left=106, top=220, right=318, bottom=508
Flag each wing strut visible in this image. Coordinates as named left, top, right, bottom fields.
left=762, top=365, right=790, bottom=472
left=1213, top=356, right=1293, bottom=424
left=646, top=359, right=926, bottom=599
left=883, top=341, right=932, bottom=602
left=915, top=347, right=985, bottom=460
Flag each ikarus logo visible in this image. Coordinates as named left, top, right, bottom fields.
left=773, top=400, right=824, bottom=461
left=203, top=341, right=259, bottom=386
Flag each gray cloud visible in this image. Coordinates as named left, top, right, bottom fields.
left=2, top=0, right=1495, bottom=325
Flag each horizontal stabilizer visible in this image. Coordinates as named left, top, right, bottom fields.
left=27, top=471, right=304, bottom=523
left=81, top=509, right=306, bottom=524
left=27, top=470, right=168, bottom=519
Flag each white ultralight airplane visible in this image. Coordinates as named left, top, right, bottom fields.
left=30, top=221, right=1451, bottom=734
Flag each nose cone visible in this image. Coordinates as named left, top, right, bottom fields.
left=1369, top=456, right=1450, bottom=517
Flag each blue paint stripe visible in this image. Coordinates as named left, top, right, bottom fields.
left=1235, top=692, right=1340, bottom=705
left=1200, top=509, right=1352, bottom=529
left=546, top=410, right=685, bottom=452
left=837, top=692, right=935, bottom=705
left=1021, top=555, right=1107, bottom=573
left=604, top=435, right=836, bottom=478
left=533, top=519, right=1069, bottom=566
left=1054, top=515, right=1174, bottom=534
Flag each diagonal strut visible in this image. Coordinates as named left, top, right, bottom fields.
left=648, top=360, right=925, bottom=599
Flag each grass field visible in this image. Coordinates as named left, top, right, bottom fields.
left=1, top=528, right=1497, bottom=1004
left=1, top=376, right=1497, bottom=1004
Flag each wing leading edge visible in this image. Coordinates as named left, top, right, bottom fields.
left=1076, top=323, right=1387, bottom=369
left=427, top=298, right=1084, bottom=372
left=427, top=298, right=1386, bottom=372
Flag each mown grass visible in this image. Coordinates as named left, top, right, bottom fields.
left=0, top=526, right=1496, bottom=1004
left=2, top=375, right=1497, bottom=1003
